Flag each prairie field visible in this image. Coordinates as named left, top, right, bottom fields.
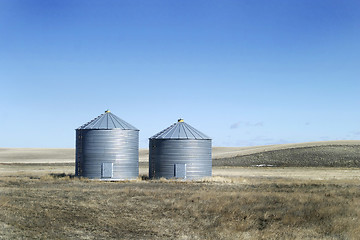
left=1, top=141, right=360, bottom=239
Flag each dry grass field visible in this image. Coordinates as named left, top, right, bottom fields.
left=1, top=141, right=360, bottom=239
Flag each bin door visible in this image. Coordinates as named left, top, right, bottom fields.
left=101, top=163, right=113, bottom=178
left=174, top=164, right=186, bottom=179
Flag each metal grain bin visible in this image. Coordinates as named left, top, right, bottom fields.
left=76, top=110, right=139, bottom=180
left=149, top=119, right=212, bottom=180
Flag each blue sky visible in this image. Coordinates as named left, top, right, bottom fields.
left=1, top=0, right=360, bottom=148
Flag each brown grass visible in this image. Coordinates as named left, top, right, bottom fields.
left=1, top=175, right=360, bottom=239
left=2, top=142, right=360, bottom=239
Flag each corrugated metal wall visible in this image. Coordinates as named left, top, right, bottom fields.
left=76, top=129, right=139, bottom=180
left=149, top=139, right=212, bottom=179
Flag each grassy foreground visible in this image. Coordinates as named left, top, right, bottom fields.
left=1, top=175, right=360, bottom=239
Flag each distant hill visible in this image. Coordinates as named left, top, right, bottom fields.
left=0, top=148, right=75, bottom=164
left=2, top=140, right=360, bottom=167
left=213, top=141, right=360, bottom=167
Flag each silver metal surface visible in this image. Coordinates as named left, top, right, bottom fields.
left=174, top=164, right=186, bottom=179
left=76, top=111, right=139, bottom=180
left=78, top=111, right=138, bottom=130
left=149, top=120, right=212, bottom=180
left=102, top=163, right=113, bottom=178
left=151, top=121, right=210, bottom=139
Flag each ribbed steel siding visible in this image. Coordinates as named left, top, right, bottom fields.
left=76, top=129, right=139, bottom=180
left=149, top=139, right=212, bottom=179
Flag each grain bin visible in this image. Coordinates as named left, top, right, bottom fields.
left=149, top=119, right=212, bottom=180
left=75, top=110, right=139, bottom=180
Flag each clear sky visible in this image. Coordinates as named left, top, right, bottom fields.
left=1, top=0, right=360, bottom=148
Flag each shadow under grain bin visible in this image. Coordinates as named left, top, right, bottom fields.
left=149, top=119, right=212, bottom=180
left=75, top=110, right=139, bottom=180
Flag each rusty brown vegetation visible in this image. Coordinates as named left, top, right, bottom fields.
left=1, top=175, right=360, bottom=239
left=2, top=142, right=360, bottom=239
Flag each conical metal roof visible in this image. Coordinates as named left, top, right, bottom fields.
left=150, top=119, right=211, bottom=140
left=77, top=110, right=138, bottom=130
